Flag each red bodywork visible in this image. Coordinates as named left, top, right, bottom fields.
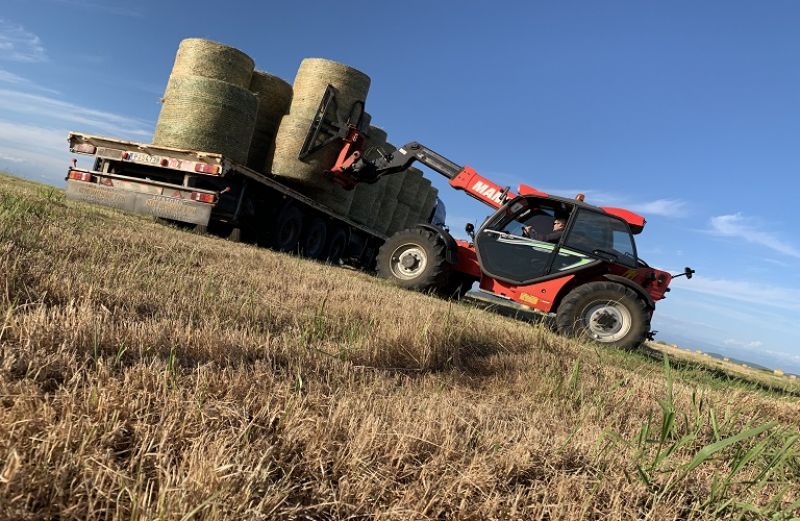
left=329, top=131, right=673, bottom=314
left=453, top=238, right=672, bottom=313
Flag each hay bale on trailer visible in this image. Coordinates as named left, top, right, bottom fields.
left=170, top=38, right=254, bottom=89
left=247, top=71, right=292, bottom=172
left=270, top=58, right=371, bottom=215
left=420, top=186, right=439, bottom=225
left=405, top=177, right=433, bottom=228
left=348, top=126, right=389, bottom=226
left=289, top=58, right=371, bottom=120
left=397, top=167, right=424, bottom=206
left=153, top=75, right=258, bottom=164
left=387, top=203, right=410, bottom=236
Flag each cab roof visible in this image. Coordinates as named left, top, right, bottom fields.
left=516, top=184, right=646, bottom=234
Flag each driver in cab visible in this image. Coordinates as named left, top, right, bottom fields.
left=522, top=217, right=566, bottom=244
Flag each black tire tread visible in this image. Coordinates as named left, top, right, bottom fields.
left=556, top=281, right=650, bottom=350
left=376, top=227, right=450, bottom=293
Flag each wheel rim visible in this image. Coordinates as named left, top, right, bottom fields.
left=389, top=244, right=428, bottom=280
left=582, top=300, right=632, bottom=343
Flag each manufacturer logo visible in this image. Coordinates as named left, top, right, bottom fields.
left=471, top=181, right=505, bottom=204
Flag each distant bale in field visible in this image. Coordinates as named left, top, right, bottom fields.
left=170, top=38, right=254, bottom=89
left=774, top=369, right=785, bottom=376
left=246, top=71, right=292, bottom=172
left=348, top=126, right=388, bottom=226
left=153, top=76, right=257, bottom=164
left=270, top=58, right=370, bottom=215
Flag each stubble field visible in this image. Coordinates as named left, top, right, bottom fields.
left=1, top=173, right=798, bottom=520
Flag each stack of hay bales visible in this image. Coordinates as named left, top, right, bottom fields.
left=384, top=167, right=421, bottom=236
left=247, top=71, right=292, bottom=172
left=405, top=176, right=434, bottom=228
left=270, top=58, right=370, bottom=215
left=153, top=39, right=259, bottom=164
left=348, top=126, right=388, bottom=226
left=372, top=142, right=404, bottom=235
left=417, top=185, right=439, bottom=226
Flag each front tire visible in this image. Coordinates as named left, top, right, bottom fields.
left=376, top=227, right=450, bottom=292
left=556, top=281, right=650, bottom=350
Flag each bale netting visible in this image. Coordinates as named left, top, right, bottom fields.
left=387, top=203, right=410, bottom=237
left=169, top=38, right=254, bottom=89
left=348, top=126, right=388, bottom=226
left=153, top=76, right=258, bottom=164
left=289, top=58, right=370, bottom=121
left=247, top=71, right=293, bottom=172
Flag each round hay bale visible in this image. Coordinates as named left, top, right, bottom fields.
left=420, top=186, right=439, bottom=225
left=170, top=38, right=254, bottom=89
left=397, top=167, right=425, bottom=205
left=301, top=184, right=354, bottom=215
left=289, top=58, right=370, bottom=121
left=348, top=125, right=388, bottom=225
left=153, top=76, right=257, bottom=164
left=247, top=71, right=293, bottom=172
left=387, top=203, right=410, bottom=236
left=404, top=177, right=432, bottom=228
left=374, top=193, right=399, bottom=235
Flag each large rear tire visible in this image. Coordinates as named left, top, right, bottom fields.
left=376, top=227, right=450, bottom=292
left=302, top=216, right=328, bottom=260
left=556, top=281, right=650, bottom=350
left=272, top=204, right=304, bottom=252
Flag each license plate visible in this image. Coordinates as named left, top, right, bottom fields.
left=126, top=152, right=162, bottom=165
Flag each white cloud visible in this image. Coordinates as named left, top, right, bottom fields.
left=709, top=213, right=800, bottom=259
left=670, top=274, right=800, bottom=312
left=723, top=338, right=764, bottom=349
left=539, top=187, right=688, bottom=218
left=627, top=198, right=688, bottom=217
left=0, top=19, right=46, bottom=63
left=0, top=151, right=24, bottom=163
left=0, top=89, right=152, bottom=138
left=0, top=120, right=75, bottom=181
left=0, top=68, right=59, bottom=94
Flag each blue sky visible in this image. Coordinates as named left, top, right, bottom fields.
left=1, top=1, right=799, bottom=372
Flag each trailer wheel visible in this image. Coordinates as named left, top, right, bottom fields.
left=326, top=226, right=348, bottom=264
left=302, top=216, right=328, bottom=260
left=273, top=204, right=304, bottom=252
left=376, top=227, right=449, bottom=292
left=556, top=281, right=649, bottom=350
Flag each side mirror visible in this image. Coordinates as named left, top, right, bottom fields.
left=465, top=222, right=475, bottom=240
left=671, top=266, right=695, bottom=279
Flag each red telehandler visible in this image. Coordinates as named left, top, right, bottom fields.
left=306, top=86, right=694, bottom=350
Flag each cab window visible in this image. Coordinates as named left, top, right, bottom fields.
left=564, top=209, right=637, bottom=266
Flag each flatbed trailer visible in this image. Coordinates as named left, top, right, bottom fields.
left=65, top=132, right=388, bottom=266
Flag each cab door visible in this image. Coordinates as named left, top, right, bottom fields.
left=474, top=196, right=591, bottom=285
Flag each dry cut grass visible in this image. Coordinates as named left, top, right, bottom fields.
left=1, top=173, right=799, bottom=520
